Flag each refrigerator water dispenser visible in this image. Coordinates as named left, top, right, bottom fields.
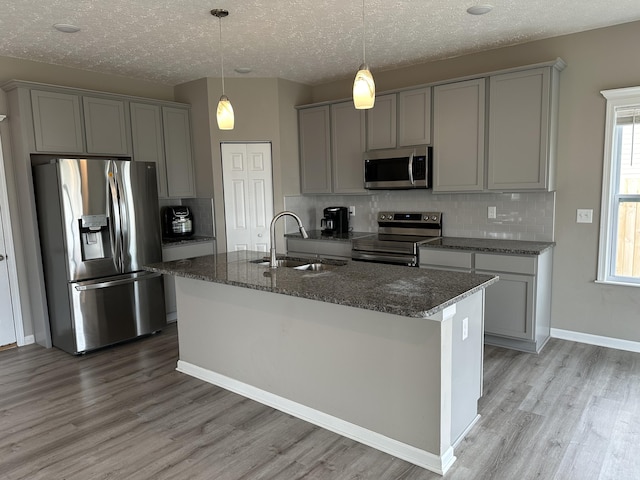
left=79, top=214, right=112, bottom=260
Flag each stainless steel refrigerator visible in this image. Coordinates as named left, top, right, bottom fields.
left=32, top=156, right=166, bottom=354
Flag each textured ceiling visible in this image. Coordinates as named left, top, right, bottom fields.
left=1, top=0, right=640, bottom=87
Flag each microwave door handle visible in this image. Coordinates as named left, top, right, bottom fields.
left=408, top=153, right=415, bottom=185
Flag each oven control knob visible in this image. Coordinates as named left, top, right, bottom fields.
left=380, top=214, right=386, bottom=220
left=423, top=215, right=429, bottom=221
left=431, top=215, right=438, bottom=221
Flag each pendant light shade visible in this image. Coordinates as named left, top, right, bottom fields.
left=353, top=0, right=375, bottom=109
left=217, top=94, right=234, bottom=130
left=211, top=9, right=234, bottom=130
left=353, top=63, right=375, bottom=109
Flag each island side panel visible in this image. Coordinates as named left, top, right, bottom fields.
left=175, top=277, right=445, bottom=456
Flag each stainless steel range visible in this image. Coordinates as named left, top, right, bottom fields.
left=351, top=211, right=442, bottom=266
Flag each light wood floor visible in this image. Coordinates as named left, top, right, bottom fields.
left=1, top=323, right=638, bottom=479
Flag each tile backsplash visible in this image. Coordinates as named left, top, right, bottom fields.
left=158, top=197, right=215, bottom=237
left=285, top=190, right=555, bottom=241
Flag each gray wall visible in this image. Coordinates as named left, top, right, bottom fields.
left=175, top=77, right=312, bottom=254
left=306, top=21, right=640, bottom=343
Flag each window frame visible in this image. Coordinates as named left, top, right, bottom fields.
left=597, top=86, right=640, bottom=287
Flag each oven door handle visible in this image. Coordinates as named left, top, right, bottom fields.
left=408, top=152, right=415, bottom=185
left=351, top=251, right=417, bottom=266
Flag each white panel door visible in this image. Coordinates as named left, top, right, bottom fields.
left=0, top=206, right=16, bottom=347
left=222, top=143, right=273, bottom=253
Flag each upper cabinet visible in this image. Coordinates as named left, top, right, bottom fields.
left=398, top=87, right=431, bottom=147
left=299, top=105, right=332, bottom=194
left=299, top=102, right=366, bottom=194
left=366, top=94, right=397, bottom=150
left=131, top=104, right=195, bottom=199
left=4, top=81, right=196, bottom=199
left=162, top=107, right=195, bottom=198
left=331, top=101, right=366, bottom=194
left=366, top=87, right=432, bottom=150
left=31, top=90, right=130, bottom=155
left=487, top=66, right=561, bottom=191
left=431, top=59, right=565, bottom=193
left=31, top=90, right=84, bottom=153
left=433, top=78, right=486, bottom=192
left=130, top=103, right=168, bottom=198
left=295, top=58, right=565, bottom=196
left=83, top=96, right=129, bottom=155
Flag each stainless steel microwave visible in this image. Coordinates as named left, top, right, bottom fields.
left=364, top=146, right=433, bottom=189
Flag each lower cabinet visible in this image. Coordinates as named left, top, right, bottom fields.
left=286, top=237, right=352, bottom=260
left=419, top=247, right=553, bottom=353
left=162, top=240, right=215, bottom=321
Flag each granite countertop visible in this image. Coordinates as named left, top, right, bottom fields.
left=144, top=251, right=498, bottom=319
left=419, top=237, right=555, bottom=255
left=285, top=230, right=375, bottom=242
left=162, top=235, right=216, bottom=247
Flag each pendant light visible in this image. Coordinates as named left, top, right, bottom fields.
left=211, top=9, right=234, bottom=130
left=353, top=0, right=375, bottom=109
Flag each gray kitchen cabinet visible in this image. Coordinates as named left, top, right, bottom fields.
left=398, top=87, right=431, bottom=146
left=130, top=103, right=168, bottom=198
left=299, top=105, right=332, bottom=194
left=83, top=96, right=130, bottom=155
left=162, top=106, right=195, bottom=198
left=299, top=102, right=366, bottom=194
left=30, top=89, right=84, bottom=153
left=367, top=89, right=431, bottom=150
left=287, top=237, right=352, bottom=260
left=366, top=93, right=397, bottom=150
left=331, top=101, right=366, bottom=194
left=418, top=249, right=473, bottom=272
left=162, top=240, right=215, bottom=321
left=419, top=246, right=553, bottom=353
left=432, top=78, right=486, bottom=192
left=487, top=64, right=563, bottom=191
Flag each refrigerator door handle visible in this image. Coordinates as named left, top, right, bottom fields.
left=74, top=272, right=162, bottom=291
left=108, top=168, right=123, bottom=271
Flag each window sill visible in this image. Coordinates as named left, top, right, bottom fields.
left=595, top=279, right=640, bottom=288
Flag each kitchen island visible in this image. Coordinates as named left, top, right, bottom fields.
left=145, top=251, right=497, bottom=475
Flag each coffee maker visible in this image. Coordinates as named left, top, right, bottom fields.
left=321, top=206, right=349, bottom=235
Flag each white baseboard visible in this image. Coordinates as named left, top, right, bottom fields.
left=550, top=328, right=640, bottom=353
left=177, top=360, right=455, bottom=475
left=18, top=335, right=35, bottom=346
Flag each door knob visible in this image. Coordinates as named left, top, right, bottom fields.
left=257, top=233, right=263, bottom=237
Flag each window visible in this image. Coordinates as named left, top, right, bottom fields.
left=598, top=87, right=640, bottom=286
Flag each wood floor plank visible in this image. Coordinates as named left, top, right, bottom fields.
left=1, top=326, right=639, bottom=479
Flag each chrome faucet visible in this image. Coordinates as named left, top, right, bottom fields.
left=270, top=211, right=308, bottom=267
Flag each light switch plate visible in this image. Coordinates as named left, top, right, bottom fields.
left=488, top=206, right=496, bottom=219
left=577, top=209, right=593, bottom=223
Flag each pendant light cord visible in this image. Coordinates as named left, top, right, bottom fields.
left=219, top=16, right=226, bottom=95
left=361, top=0, right=366, bottom=64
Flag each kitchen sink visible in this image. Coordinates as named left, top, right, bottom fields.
left=250, top=257, right=346, bottom=271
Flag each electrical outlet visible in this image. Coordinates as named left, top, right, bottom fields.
left=577, top=209, right=593, bottom=223
left=462, top=317, right=469, bottom=340
left=349, top=206, right=355, bottom=216
left=488, top=206, right=497, bottom=219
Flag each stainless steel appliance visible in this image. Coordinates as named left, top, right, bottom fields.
left=162, top=205, right=194, bottom=238
left=351, top=211, right=442, bottom=266
left=364, top=145, right=432, bottom=190
left=32, top=156, right=166, bottom=354
left=321, top=206, right=349, bottom=235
